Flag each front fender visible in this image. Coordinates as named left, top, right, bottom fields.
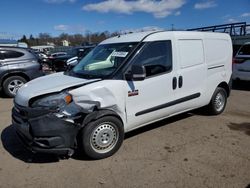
left=82, top=109, right=123, bottom=127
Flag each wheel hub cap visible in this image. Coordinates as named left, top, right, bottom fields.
left=91, top=123, right=118, bottom=153
left=8, top=80, right=24, bottom=95
left=214, top=92, right=225, bottom=111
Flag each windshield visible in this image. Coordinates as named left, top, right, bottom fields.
left=72, top=42, right=138, bottom=78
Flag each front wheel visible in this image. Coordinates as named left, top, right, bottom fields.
left=80, top=116, right=124, bottom=159
left=207, top=87, right=227, bottom=115
left=3, top=76, right=27, bottom=97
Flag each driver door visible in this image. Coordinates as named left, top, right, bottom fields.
left=125, top=40, right=179, bottom=131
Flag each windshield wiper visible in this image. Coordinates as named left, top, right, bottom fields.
left=66, top=70, right=103, bottom=79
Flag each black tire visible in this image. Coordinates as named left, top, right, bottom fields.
left=3, top=76, right=27, bottom=97
left=81, top=116, right=124, bottom=159
left=207, top=87, right=227, bottom=115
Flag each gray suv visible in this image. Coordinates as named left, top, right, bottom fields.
left=0, top=47, right=44, bottom=97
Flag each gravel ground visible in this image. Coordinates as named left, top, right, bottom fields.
left=0, top=82, right=250, bottom=188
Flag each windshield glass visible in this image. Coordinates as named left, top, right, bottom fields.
left=72, top=42, right=138, bottom=78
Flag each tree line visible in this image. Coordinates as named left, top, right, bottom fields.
left=18, top=31, right=120, bottom=47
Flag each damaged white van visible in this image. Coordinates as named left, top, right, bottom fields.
left=12, top=31, right=232, bottom=159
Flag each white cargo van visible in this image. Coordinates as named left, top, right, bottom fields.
left=12, top=31, right=232, bottom=159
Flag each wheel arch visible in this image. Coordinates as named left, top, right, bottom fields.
left=82, top=109, right=124, bottom=128
left=217, top=81, right=230, bottom=97
left=1, top=72, right=30, bottom=87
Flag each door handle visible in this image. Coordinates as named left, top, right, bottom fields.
left=178, top=76, right=183, bottom=88
left=172, top=77, right=177, bottom=90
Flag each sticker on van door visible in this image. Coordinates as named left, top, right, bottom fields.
left=128, top=90, right=139, bottom=97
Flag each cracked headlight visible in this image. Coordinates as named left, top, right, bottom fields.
left=31, top=92, right=72, bottom=109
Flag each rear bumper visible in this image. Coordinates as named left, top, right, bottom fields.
left=233, top=63, right=250, bottom=81
left=232, top=70, right=250, bottom=81
left=12, top=105, right=80, bottom=156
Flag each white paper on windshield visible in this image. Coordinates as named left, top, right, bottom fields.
left=111, top=51, right=128, bottom=57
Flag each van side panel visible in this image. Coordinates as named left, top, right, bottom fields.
left=203, top=35, right=232, bottom=104
left=178, top=39, right=204, bottom=68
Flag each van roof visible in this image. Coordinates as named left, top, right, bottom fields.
left=100, top=31, right=231, bottom=44
left=100, top=31, right=161, bottom=44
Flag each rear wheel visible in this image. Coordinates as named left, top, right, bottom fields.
left=80, top=116, right=124, bottom=159
left=207, top=87, right=227, bottom=115
left=3, top=76, right=27, bottom=97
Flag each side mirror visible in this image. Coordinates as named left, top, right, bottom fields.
left=125, top=65, right=146, bottom=81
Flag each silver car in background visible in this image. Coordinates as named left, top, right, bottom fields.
left=0, top=46, right=44, bottom=97
left=233, top=42, right=250, bottom=81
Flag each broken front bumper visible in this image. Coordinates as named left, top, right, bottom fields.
left=12, top=104, right=80, bottom=156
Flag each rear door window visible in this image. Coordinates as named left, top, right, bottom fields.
left=3, top=50, right=24, bottom=59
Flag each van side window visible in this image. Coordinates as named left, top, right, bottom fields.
left=132, top=41, right=172, bottom=77
left=3, top=50, right=24, bottom=59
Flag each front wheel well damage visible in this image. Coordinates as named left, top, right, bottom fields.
left=81, top=109, right=123, bottom=128
left=75, top=109, right=123, bottom=153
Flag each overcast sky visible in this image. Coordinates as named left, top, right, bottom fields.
left=0, top=0, right=250, bottom=38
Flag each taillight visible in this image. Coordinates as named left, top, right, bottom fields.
left=233, top=58, right=245, bottom=64
left=232, top=58, right=236, bottom=64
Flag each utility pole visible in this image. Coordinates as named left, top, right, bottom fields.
left=171, top=24, right=174, bottom=31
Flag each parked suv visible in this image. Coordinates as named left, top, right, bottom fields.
left=233, top=42, right=250, bottom=81
left=0, top=47, right=44, bottom=97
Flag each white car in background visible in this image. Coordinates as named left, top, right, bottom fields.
left=233, top=42, right=250, bottom=81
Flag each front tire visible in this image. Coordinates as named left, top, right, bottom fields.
left=207, top=87, right=227, bottom=115
left=81, top=116, right=124, bottom=159
left=3, top=76, right=27, bottom=97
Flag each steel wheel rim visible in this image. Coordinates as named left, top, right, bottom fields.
left=90, top=122, right=118, bottom=154
left=214, top=92, right=225, bottom=112
left=8, top=80, right=24, bottom=95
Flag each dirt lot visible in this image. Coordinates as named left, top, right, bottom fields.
left=0, top=83, right=250, bottom=188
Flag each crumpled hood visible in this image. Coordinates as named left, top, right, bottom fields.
left=15, top=72, right=99, bottom=107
